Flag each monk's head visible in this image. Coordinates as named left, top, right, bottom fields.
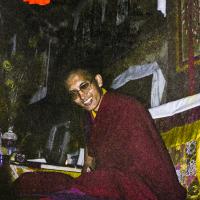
left=65, top=68, right=103, bottom=112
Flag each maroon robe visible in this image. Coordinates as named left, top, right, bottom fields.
left=14, top=92, right=186, bottom=200
left=69, top=92, right=186, bottom=200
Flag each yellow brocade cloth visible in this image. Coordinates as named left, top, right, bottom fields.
left=161, top=119, right=200, bottom=199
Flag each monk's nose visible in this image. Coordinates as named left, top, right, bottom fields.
left=78, top=90, right=85, bottom=100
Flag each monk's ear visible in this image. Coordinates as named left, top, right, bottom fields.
left=95, top=74, right=103, bottom=88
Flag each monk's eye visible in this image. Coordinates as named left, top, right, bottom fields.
left=69, top=91, right=79, bottom=100
left=80, top=82, right=90, bottom=92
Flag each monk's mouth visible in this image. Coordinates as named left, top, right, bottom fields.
left=83, top=97, right=92, bottom=106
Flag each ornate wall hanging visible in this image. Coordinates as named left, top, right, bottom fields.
left=176, top=0, right=200, bottom=94
left=176, top=0, right=200, bottom=72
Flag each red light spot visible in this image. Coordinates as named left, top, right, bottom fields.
left=23, top=0, right=50, bottom=5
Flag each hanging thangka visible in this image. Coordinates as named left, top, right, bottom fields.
left=23, top=0, right=51, bottom=5
left=176, top=0, right=200, bottom=94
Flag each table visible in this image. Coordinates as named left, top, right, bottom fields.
left=0, top=154, right=82, bottom=200
left=0, top=155, right=17, bottom=200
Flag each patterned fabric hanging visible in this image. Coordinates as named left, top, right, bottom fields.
left=187, top=0, right=195, bottom=95
left=178, top=0, right=200, bottom=95
left=23, top=0, right=51, bottom=5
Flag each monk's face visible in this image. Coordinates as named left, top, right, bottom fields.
left=65, top=71, right=103, bottom=112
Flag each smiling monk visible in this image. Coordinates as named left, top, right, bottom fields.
left=14, top=67, right=187, bottom=200
left=62, top=67, right=186, bottom=200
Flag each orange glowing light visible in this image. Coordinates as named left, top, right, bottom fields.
left=23, top=0, right=51, bottom=5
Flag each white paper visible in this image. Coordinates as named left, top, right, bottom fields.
left=77, top=148, right=84, bottom=166
left=41, top=163, right=82, bottom=173
left=149, top=93, right=200, bottom=119
left=27, top=158, right=47, bottom=163
left=157, top=0, right=166, bottom=17
left=111, top=62, right=166, bottom=107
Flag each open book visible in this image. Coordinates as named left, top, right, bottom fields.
left=10, top=148, right=84, bottom=181
left=26, top=148, right=84, bottom=172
